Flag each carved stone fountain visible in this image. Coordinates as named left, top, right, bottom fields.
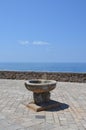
left=25, top=79, right=59, bottom=112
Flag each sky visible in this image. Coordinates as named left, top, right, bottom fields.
left=0, top=0, right=86, bottom=63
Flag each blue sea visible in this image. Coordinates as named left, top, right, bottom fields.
left=0, top=63, right=86, bottom=73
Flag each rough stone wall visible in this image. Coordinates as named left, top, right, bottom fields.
left=0, top=71, right=86, bottom=82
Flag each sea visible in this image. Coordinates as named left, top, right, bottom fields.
left=0, top=62, right=86, bottom=73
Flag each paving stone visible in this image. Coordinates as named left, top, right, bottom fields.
left=0, top=119, right=10, bottom=127
left=0, top=79, right=86, bottom=129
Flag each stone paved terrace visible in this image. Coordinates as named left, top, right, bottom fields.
left=0, top=79, right=86, bottom=130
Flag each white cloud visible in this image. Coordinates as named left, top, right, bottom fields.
left=18, top=40, right=29, bottom=45
left=18, top=40, right=50, bottom=46
left=32, top=41, right=49, bottom=45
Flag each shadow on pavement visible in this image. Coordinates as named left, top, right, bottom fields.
left=45, top=100, right=69, bottom=112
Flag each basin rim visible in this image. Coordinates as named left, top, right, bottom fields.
left=25, top=79, right=57, bottom=86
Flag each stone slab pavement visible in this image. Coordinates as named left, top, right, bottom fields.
left=0, top=79, right=86, bottom=130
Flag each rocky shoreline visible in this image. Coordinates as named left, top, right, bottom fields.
left=0, top=71, right=86, bottom=82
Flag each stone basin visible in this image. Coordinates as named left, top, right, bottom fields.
left=25, top=79, right=56, bottom=93
left=24, top=79, right=58, bottom=111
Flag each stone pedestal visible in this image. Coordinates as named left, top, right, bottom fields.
left=26, top=91, right=60, bottom=112
left=33, top=92, right=50, bottom=105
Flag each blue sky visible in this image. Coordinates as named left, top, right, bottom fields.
left=0, top=0, right=86, bottom=63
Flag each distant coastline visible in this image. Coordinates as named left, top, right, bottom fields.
left=0, top=70, right=86, bottom=83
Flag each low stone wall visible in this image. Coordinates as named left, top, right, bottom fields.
left=0, top=71, right=86, bottom=82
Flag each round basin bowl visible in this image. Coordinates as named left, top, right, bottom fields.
left=25, top=79, right=56, bottom=93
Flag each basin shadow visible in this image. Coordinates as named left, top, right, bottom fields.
left=43, top=100, right=69, bottom=112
